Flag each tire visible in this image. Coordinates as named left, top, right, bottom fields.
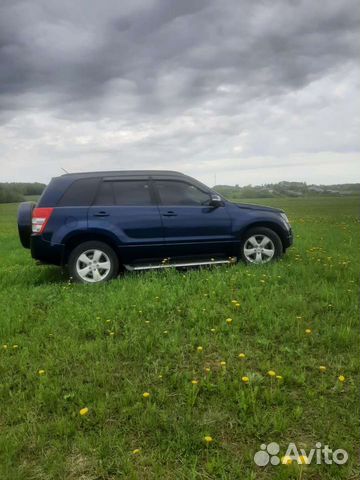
left=18, top=201, right=36, bottom=248
left=68, top=241, right=119, bottom=284
left=240, top=227, right=283, bottom=265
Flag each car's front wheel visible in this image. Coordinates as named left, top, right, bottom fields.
left=68, top=241, right=119, bottom=284
left=240, top=227, right=283, bottom=265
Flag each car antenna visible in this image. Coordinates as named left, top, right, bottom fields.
left=60, top=166, right=70, bottom=174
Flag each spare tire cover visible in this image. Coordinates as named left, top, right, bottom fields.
left=18, top=202, right=35, bottom=248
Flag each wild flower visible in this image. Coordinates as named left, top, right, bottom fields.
left=267, top=370, right=276, bottom=377
left=197, top=346, right=203, bottom=352
left=297, top=455, right=309, bottom=464
left=226, top=318, right=232, bottom=325
left=142, top=392, right=151, bottom=398
left=38, top=369, right=45, bottom=376
left=241, top=376, right=249, bottom=384
left=79, top=407, right=89, bottom=416
left=191, top=379, right=199, bottom=385
left=338, top=375, right=345, bottom=382
left=281, top=455, right=293, bottom=465
left=319, top=365, right=326, bottom=372
left=238, top=353, right=246, bottom=359
left=132, top=449, right=141, bottom=454
left=305, top=328, right=312, bottom=334
left=203, top=435, right=213, bottom=444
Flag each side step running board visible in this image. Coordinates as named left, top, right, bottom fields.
left=124, top=257, right=237, bottom=271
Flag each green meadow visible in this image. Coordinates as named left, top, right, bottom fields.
left=0, top=197, right=359, bottom=479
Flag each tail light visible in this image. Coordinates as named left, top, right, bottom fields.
left=32, top=207, right=54, bottom=234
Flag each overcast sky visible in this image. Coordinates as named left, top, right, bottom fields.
left=0, top=0, right=359, bottom=186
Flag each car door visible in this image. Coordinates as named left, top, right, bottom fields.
left=88, top=177, right=164, bottom=264
left=154, top=179, right=233, bottom=259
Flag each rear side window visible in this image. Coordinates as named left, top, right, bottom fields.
left=94, top=181, right=114, bottom=205
left=94, top=180, right=153, bottom=206
left=57, top=178, right=99, bottom=206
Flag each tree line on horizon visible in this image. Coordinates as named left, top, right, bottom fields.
left=0, top=181, right=359, bottom=203
left=214, top=181, right=360, bottom=199
left=0, top=183, right=46, bottom=203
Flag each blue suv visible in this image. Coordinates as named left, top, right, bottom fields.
left=18, top=171, right=293, bottom=284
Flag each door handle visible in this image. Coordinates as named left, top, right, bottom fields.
left=162, top=211, right=177, bottom=217
left=94, top=211, right=110, bottom=217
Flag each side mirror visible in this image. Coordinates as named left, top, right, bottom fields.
left=209, top=193, right=223, bottom=207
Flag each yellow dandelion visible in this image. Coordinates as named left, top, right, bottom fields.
left=145, top=320, right=150, bottom=324
left=158, top=374, right=163, bottom=379
left=132, top=448, right=141, bottom=455
left=106, top=319, right=111, bottom=323
left=276, top=375, right=283, bottom=381
left=220, top=361, right=226, bottom=367
left=12, top=345, right=18, bottom=349
left=197, top=346, right=203, bottom=352
left=235, top=303, right=241, bottom=308
left=204, top=367, right=211, bottom=373
left=305, top=328, right=312, bottom=334
left=203, top=435, right=213, bottom=444
left=79, top=407, right=89, bottom=416
left=231, top=300, right=237, bottom=304
left=38, top=369, right=45, bottom=376
left=2, top=345, right=8, bottom=350
left=267, top=370, right=276, bottom=377
left=226, top=318, right=233, bottom=325
left=238, top=353, right=246, bottom=359
left=109, top=331, right=115, bottom=336
left=338, top=375, right=345, bottom=382
left=210, top=328, right=216, bottom=332
left=297, top=455, right=309, bottom=465
left=191, top=379, right=199, bottom=385
left=163, top=330, right=168, bottom=334
left=319, top=365, right=326, bottom=372
left=241, top=376, right=249, bottom=384
left=142, top=392, right=151, bottom=398
left=281, top=455, right=293, bottom=465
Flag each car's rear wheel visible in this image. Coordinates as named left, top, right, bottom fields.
left=240, top=227, right=283, bottom=264
left=68, top=241, right=119, bottom=284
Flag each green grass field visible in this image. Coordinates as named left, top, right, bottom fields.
left=0, top=197, right=359, bottom=479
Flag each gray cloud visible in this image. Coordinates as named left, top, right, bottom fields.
left=0, top=0, right=359, bottom=184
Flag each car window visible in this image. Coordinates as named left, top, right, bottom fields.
left=57, top=178, right=99, bottom=206
left=156, top=180, right=210, bottom=206
left=112, top=180, right=152, bottom=206
left=94, top=181, right=114, bottom=205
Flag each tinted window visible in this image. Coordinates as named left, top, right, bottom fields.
left=94, top=181, right=114, bottom=205
left=57, top=178, right=99, bottom=206
left=156, top=180, right=210, bottom=206
left=112, top=181, right=152, bottom=206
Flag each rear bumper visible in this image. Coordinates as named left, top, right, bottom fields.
left=30, top=235, right=65, bottom=266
